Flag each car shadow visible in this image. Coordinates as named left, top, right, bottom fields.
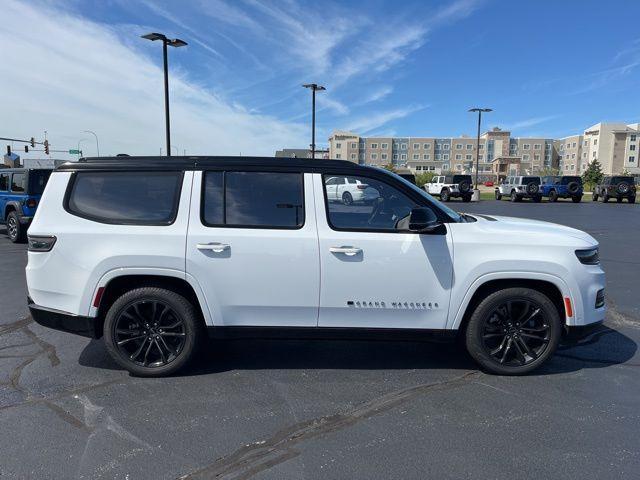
left=78, top=325, right=637, bottom=377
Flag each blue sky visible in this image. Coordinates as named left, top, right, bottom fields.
left=3, top=0, right=640, bottom=158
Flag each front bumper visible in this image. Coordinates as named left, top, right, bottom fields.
left=563, top=320, right=604, bottom=343
left=28, top=297, right=100, bottom=338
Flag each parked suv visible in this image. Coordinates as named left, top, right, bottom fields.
left=27, top=157, right=605, bottom=376
left=1, top=168, right=52, bottom=242
left=592, top=176, right=636, bottom=203
left=424, top=174, right=473, bottom=202
left=540, top=176, right=583, bottom=203
left=495, top=176, right=543, bottom=202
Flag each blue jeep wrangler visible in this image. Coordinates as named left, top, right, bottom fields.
left=540, top=175, right=583, bottom=203
left=1, top=168, right=53, bottom=243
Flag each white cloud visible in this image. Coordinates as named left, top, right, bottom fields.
left=505, top=115, right=560, bottom=130
left=345, top=105, right=426, bottom=134
left=1, top=0, right=307, bottom=159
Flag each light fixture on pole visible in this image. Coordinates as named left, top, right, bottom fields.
left=468, top=107, right=493, bottom=189
left=141, top=32, right=188, bottom=157
left=83, top=130, right=100, bottom=157
left=302, top=83, right=326, bottom=159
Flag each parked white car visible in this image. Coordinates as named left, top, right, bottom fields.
left=325, top=175, right=379, bottom=204
left=27, top=157, right=605, bottom=376
left=424, top=175, right=473, bottom=202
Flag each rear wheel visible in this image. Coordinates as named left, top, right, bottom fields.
left=462, top=194, right=472, bottom=203
left=571, top=195, right=582, bottom=203
left=548, top=190, right=558, bottom=202
left=104, top=287, right=204, bottom=377
left=6, top=211, right=26, bottom=243
left=602, top=194, right=609, bottom=203
left=630, top=196, right=636, bottom=204
left=464, top=287, right=562, bottom=375
left=342, top=191, right=353, bottom=205
left=532, top=195, right=542, bottom=203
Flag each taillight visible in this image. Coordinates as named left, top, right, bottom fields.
left=357, top=184, right=368, bottom=190
left=25, top=198, right=37, bottom=208
left=28, top=235, right=57, bottom=252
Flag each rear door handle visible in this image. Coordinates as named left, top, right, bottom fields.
left=329, top=246, right=362, bottom=256
left=197, top=242, right=230, bottom=253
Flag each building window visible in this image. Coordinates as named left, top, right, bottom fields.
left=381, top=153, right=388, bottom=160
left=466, top=144, right=473, bottom=150
left=534, top=154, right=540, bottom=160
left=443, top=164, right=449, bottom=170
left=393, top=154, right=398, bottom=160
left=465, top=154, right=472, bottom=160
left=423, top=154, right=430, bottom=160
left=424, top=143, right=431, bottom=149
left=335, top=154, right=341, bottom=159
left=413, top=143, right=420, bottom=150
left=572, top=142, right=577, bottom=148
left=593, top=151, right=596, bottom=158
left=479, top=144, right=484, bottom=150
left=594, top=139, right=598, bottom=145
left=401, top=154, right=407, bottom=160
left=415, top=165, right=423, bottom=171
left=583, top=140, right=588, bottom=146
left=381, top=143, right=388, bottom=149
left=534, top=144, right=541, bottom=150
left=413, top=154, right=419, bottom=160
left=456, top=164, right=462, bottom=171
left=370, top=143, right=378, bottom=149
left=523, top=154, right=530, bottom=161
left=629, top=156, right=636, bottom=163
left=479, top=155, right=483, bottom=160
left=570, top=164, right=575, bottom=170
left=630, top=145, right=636, bottom=151
left=401, top=144, right=407, bottom=150
left=523, top=144, right=530, bottom=150
left=435, top=154, right=441, bottom=160
left=443, top=144, right=450, bottom=150
left=455, top=154, right=462, bottom=160
left=335, top=143, right=341, bottom=149
left=443, top=154, right=449, bottom=160
left=455, top=144, right=462, bottom=150
left=350, top=143, right=357, bottom=149
left=350, top=153, right=356, bottom=160
left=631, top=135, right=637, bottom=142
left=371, top=153, right=378, bottom=160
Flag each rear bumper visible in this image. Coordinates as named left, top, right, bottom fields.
left=28, top=297, right=100, bottom=338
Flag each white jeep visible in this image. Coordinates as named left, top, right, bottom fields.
left=495, top=176, right=543, bottom=202
left=26, top=157, right=605, bottom=376
left=424, top=175, right=473, bottom=202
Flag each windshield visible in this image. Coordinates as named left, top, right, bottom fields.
left=560, top=176, right=582, bottom=185
left=28, top=169, right=53, bottom=194
left=522, top=176, right=541, bottom=185
left=392, top=172, right=463, bottom=222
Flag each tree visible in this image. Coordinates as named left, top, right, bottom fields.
left=540, top=167, right=560, bottom=176
left=415, top=172, right=436, bottom=187
left=382, top=163, right=397, bottom=173
left=582, top=159, right=603, bottom=191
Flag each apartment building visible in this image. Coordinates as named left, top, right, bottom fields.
left=329, top=128, right=555, bottom=177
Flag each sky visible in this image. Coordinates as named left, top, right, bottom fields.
left=3, top=0, right=640, bottom=160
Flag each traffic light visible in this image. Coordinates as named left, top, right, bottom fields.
left=24, top=146, right=29, bottom=153
left=44, top=140, right=50, bottom=155
left=30, top=137, right=35, bottom=148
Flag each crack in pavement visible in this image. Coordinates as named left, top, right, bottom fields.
left=179, top=371, right=478, bottom=480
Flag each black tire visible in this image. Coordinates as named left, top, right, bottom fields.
left=495, top=190, right=502, bottom=200
left=592, top=192, right=598, bottom=202
left=441, top=189, right=450, bottom=202
left=526, top=182, right=539, bottom=195
left=510, top=190, right=519, bottom=202
left=602, top=194, right=609, bottom=203
left=617, top=182, right=630, bottom=195
left=459, top=181, right=471, bottom=194
left=462, top=194, right=472, bottom=203
left=6, top=211, right=26, bottom=243
left=532, top=195, right=542, bottom=203
left=571, top=195, right=582, bottom=203
left=104, top=287, right=204, bottom=377
left=464, top=287, right=562, bottom=375
left=616, top=197, right=622, bottom=203
left=567, top=182, right=580, bottom=195
left=548, top=190, right=558, bottom=202
left=630, top=196, right=636, bottom=204
left=341, top=191, right=353, bottom=205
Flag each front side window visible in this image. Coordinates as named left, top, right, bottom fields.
left=323, top=174, right=420, bottom=231
left=11, top=173, right=26, bottom=192
left=67, top=171, right=182, bottom=224
left=203, top=171, right=304, bottom=229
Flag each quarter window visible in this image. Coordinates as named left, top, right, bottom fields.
left=323, top=174, right=420, bottom=231
left=203, top=171, right=304, bottom=228
left=0, top=174, right=8, bottom=191
left=11, top=173, right=26, bottom=192
left=67, top=171, right=182, bottom=224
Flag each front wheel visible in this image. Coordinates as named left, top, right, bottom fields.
left=571, top=195, right=582, bottom=203
left=464, top=287, right=562, bottom=375
left=6, top=211, right=26, bottom=243
left=104, top=287, right=204, bottom=377
left=510, top=191, right=519, bottom=202
left=342, top=191, right=353, bottom=205
left=548, top=190, right=558, bottom=202
left=495, top=190, right=502, bottom=200
left=440, top=189, right=450, bottom=202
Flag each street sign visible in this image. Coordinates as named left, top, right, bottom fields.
left=68, top=149, right=81, bottom=154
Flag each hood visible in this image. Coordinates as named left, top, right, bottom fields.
left=471, top=214, right=598, bottom=246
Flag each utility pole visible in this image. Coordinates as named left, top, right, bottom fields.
left=302, top=83, right=326, bottom=159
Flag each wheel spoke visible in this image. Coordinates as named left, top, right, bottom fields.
left=517, top=337, right=537, bottom=359
left=521, top=308, right=541, bottom=325
left=117, top=335, right=145, bottom=345
left=500, top=338, right=513, bottom=364
left=154, top=338, right=167, bottom=364
left=143, top=339, right=154, bottom=366
left=483, top=332, right=506, bottom=339
left=160, top=332, right=186, bottom=337
left=490, top=336, right=509, bottom=356
left=158, top=335, right=178, bottom=356
left=512, top=338, right=527, bottom=365
left=516, top=301, right=531, bottom=322
left=163, top=319, right=184, bottom=329
left=116, top=328, right=141, bottom=336
left=130, top=337, right=148, bottom=360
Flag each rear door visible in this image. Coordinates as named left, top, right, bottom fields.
left=186, top=170, right=320, bottom=327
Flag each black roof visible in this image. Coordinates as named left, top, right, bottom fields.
left=57, top=156, right=369, bottom=173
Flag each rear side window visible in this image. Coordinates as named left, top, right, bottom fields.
left=11, top=173, right=26, bottom=192
left=67, top=171, right=183, bottom=224
left=28, top=170, right=53, bottom=194
left=202, top=171, right=304, bottom=229
left=0, top=174, right=8, bottom=191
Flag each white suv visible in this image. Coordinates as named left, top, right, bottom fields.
left=26, top=157, right=605, bottom=376
left=496, top=176, right=543, bottom=202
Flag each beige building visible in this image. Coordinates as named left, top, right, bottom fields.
left=329, top=128, right=556, bottom=177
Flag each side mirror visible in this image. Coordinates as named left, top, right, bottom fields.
left=408, top=207, right=441, bottom=232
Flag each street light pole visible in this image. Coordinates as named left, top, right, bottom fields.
left=77, top=139, right=86, bottom=159
left=83, top=130, right=99, bottom=156
left=468, top=107, right=493, bottom=189
left=142, top=33, right=188, bottom=157
left=302, top=83, right=326, bottom=159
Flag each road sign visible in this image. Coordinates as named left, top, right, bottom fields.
left=68, top=149, right=81, bottom=154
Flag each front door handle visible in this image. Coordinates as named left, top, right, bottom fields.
left=330, top=246, right=362, bottom=256
left=197, top=242, right=230, bottom=253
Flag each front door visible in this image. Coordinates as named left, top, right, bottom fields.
left=186, top=170, right=320, bottom=327
left=314, top=173, right=454, bottom=329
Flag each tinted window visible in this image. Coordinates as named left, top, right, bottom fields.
left=28, top=170, right=53, bottom=194
left=560, top=176, right=582, bottom=185
left=0, top=174, right=8, bottom=191
left=67, top=171, right=182, bottom=224
left=11, top=173, right=26, bottom=192
left=452, top=175, right=471, bottom=183
left=611, top=176, right=634, bottom=185
left=323, top=174, right=420, bottom=231
left=203, top=172, right=304, bottom=228
left=522, top=176, right=541, bottom=184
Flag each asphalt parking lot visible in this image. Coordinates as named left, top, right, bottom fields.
left=1, top=199, right=639, bottom=479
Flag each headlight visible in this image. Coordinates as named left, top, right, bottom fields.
left=575, top=247, right=599, bottom=265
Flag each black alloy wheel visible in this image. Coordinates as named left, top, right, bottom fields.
left=6, top=211, right=24, bottom=243
left=104, top=287, right=203, bottom=377
left=465, top=287, right=561, bottom=375
left=342, top=191, right=354, bottom=205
